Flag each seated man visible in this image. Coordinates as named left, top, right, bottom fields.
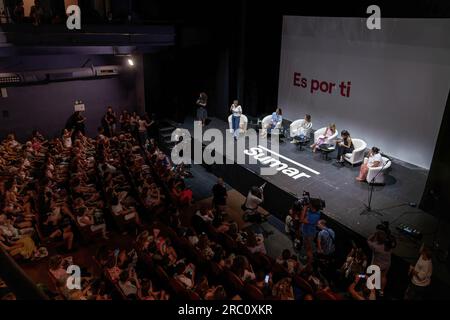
left=261, top=108, right=282, bottom=137
left=291, top=114, right=312, bottom=144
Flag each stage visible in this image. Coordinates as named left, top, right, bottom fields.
left=176, top=116, right=450, bottom=288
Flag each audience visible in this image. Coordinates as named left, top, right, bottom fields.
left=0, top=110, right=417, bottom=302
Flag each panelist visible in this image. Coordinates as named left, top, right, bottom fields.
left=356, top=147, right=382, bottom=181
left=261, top=107, right=282, bottom=137
left=310, top=123, right=336, bottom=152
left=290, top=114, right=312, bottom=143
left=335, top=130, right=354, bottom=164
left=230, top=100, right=243, bottom=140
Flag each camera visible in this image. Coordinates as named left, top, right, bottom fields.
left=294, top=191, right=326, bottom=211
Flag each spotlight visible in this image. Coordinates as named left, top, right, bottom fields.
left=127, top=58, right=135, bottom=67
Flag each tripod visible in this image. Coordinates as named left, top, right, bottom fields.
left=360, top=159, right=391, bottom=216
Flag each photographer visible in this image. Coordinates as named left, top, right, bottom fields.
left=367, top=223, right=396, bottom=297
left=243, top=184, right=267, bottom=223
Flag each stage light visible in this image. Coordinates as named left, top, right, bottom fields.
left=127, top=58, right=135, bottom=67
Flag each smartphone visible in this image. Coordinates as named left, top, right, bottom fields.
left=264, top=275, right=270, bottom=284
left=358, top=274, right=366, bottom=279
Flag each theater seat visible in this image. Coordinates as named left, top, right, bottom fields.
left=155, top=265, right=170, bottom=286
left=217, top=232, right=237, bottom=252
left=261, top=115, right=282, bottom=136
left=366, top=156, right=391, bottom=184
left=223, top=270, right=245, bottom=294
left=228, top=114, right=248, bottom=134
left=243, top=283, right=265, bottom=300
left=169, top=278, right=191, bottom=300
left=293, top=276, right=314, bottom=295
left=313, top=127, right=338, bottom=145
left=290, top=119, right=313, bottom=138
left=344, top=138, right=367, bottom=165
left=251, top=252, right=273, bottom=273
left=207, top=261, right=224, bottom=280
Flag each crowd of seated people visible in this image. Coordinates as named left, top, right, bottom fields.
left=0, top=132, right=47, bottom=260
left=0, top=106, right=431, bottom=300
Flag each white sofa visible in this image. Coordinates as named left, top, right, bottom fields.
left=290, top=119, right=313, bottom=138
left=343, top=138, right=367, bottom=165
left=366, top=156, right=391, bottom=184
left=313, top=127, right=339, bottom=145
left=228, top=114, right=248, bottom=134
left=260, top=114, right=282, bottom=135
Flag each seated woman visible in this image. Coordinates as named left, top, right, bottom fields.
left=118, top=269, right=141, bottom=299
left=174, top=262, right=196, bottom=290
left=143, top=183, right=163, bottom=209
left=76, top=207, right=109, bottom=240
left=204, top=285, right=228, bottom=300
left=156, top=237, right=178, bottom=266
left=310, top=123, right=336, bottom=152
left=42, top=211, right=74, bottom=252
left=110, top=195, right=141, bottom=226
left=0, top=216, right=39, bottom=260
left=356, top=147, right=383, bottom=182
left=245, top=230, right=266, bottom=254
left=231, top=255, right=255, bottom=282
left=196, top=233, right=215, bottom=260
left=272, top=277, right=295, bottom=300
left=140, top=279, right=169, bottom=300
left=170, top=179, right=193, bottom=206
left=261, top=108, right=282, bottom=137
left=276, top=249, right=301, bottom=275
left=335, top=130, right=354, bottom=164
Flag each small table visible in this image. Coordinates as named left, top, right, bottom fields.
left=319, top=143, right=335, bottom=160
left=293, top=135, right=310, bottom=151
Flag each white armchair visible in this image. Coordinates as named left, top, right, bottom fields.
left=343, top=138, right=367, bottom=165
left=290, top=119, right=313, bottom=138
left=366, top=156, right=391, bottom=184
left=260, top=114, right=282, bottom=135
left=228, top=114, right=248, bottom=134
left=313, top=127, right=339, bottom=145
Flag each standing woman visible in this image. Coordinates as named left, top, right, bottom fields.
left=103, top=106, right=117, bottom=137
left=230, top=100, right=242, bottom=140
left=196, top=92, right=208, bottom=126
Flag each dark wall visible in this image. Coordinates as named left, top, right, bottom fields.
left=420, top=89, right=450, bottom=219
left=0, top=55, right=141, bottom=141
left=0, top=77, right=137, bottom=141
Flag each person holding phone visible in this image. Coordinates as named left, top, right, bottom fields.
left=335, top=130, right=354, bottom=164
left=243, top=184, right=266, bottom=223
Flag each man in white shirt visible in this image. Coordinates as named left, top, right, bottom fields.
left=405, top=246, right=433, bottom=300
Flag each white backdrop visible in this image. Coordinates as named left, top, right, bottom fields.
left=278, top=16, right=450, bottom=169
